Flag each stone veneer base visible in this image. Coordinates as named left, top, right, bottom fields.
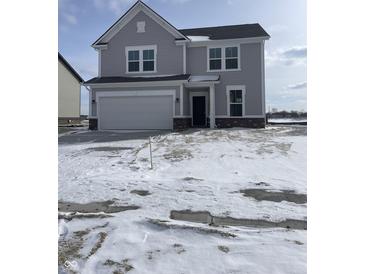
left=90, top=117, right=265, bottom=131
left=215, top=117, right=266, bottom=128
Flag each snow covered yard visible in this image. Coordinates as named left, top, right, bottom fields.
left=58, top=126, right=307, bottom=274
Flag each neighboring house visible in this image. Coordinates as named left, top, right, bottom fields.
left=84, top=0, right=270, bottom=130
left=58, top=52, right=83, bottom=124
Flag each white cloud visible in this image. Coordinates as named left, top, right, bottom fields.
left=159, top=0, right=192, bottom=3
left=59, top=0, right=79, bottom=26
left=267, top=24, right=288, bottom=33
left=266, top=46, right=307, bottom=67
left=287, top=82, right=307, bottom=90
left=63, top=13, right=77, bottom=25
left=94, top=0, right=192, bottom=15
left=94, top=0, right=136, bottom=16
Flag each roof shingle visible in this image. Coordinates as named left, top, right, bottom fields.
left=179, top=23, right=269, bottom=40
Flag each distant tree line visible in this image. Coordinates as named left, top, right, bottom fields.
left=266, top=110, right=307, bottom=119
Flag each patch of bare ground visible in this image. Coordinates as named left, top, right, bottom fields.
left=172, top=243, right=186, bottom=254
left=147, top=218, right=237, bottom=238
left=130, top=189, right=151, bottom=196
left=170, top=210, right=307, bottom=230
left=104, top=259, right=134, bottom=273
left=85, top=146, right=133, bottom=152
left=182, top=177, right=204, bottom=182
left=146, top=249, right=161, bottom=260
left=217, top=245, right=230, bottom=253
left=87, top=232, right=107, bottom=258
left=163, top=148, right=193, bottom=162
left=285, top=239, right=304, bottom=245
left=58, top=229, right=90, bottom=267
left=58, top=200, right=140, bottom=214
left=241, top=189, right=307, bottom=204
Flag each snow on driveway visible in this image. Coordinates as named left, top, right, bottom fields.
left=59, top=126, right=307, bottom=274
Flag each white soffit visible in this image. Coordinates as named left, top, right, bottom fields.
left=189, top=75, right=220, bottom=82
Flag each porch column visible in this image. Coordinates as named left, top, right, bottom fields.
left=209, top=84, right=215, bottom=128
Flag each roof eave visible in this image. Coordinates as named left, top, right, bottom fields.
left=83, top=79, right=189, bottom=88
left=58, top=52, right=84, bottom=82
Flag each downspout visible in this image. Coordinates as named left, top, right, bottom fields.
left=183, top=43, right=187, bottom=74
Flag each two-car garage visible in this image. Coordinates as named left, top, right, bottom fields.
left=96, top=90, right=175, bottom=130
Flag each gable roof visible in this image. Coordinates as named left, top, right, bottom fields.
left=58, top=52, right=83, bottom=82
left=92, top=0, right=188, bottom=47
left=179, top=23, right=270, bottom=40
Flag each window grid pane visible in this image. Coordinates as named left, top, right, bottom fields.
left=226, top=58, right=238, bottom=69
left=230, top=90, right=242, bottom=103
left=209, top=48, right=221, bottom=59
left=128, top=61, right=139, bottom=72
left=225, top=47, right=238, bottom=58
left=128, top=50, right=139, bottom=61
left=143, top=61, right=154, bottom=71
left=230, top=104, right=242, bottom=116
left=143, top=49, right=154, bottom=60
left=209, top=59, right=221, bottom=70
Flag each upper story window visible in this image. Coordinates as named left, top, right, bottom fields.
left=126, top=45, right=157, bottom=73
left=209, top=48, right=222, bottom=70
left=225, top=47, right=238, bottom=69
left=128, top=50, right=140, bottom=72
left=208, top=45, right=240, bottom=71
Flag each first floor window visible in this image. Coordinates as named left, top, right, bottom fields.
left=229, top=89, right=243, bottom=116
left=126, top=46, right=156, bottom=73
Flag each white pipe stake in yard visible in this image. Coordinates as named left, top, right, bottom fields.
left=149, top=136, right=153, bottom=169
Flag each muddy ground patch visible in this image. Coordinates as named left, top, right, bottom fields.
left=170, top=210, right=307, bottom=230
left=58, top=200, right=140, bottom=214
left=240, top=189, right=307, bottom=204
left=85, top=146, right=133, bottom=152
left=130, top=190, right=151, bottom=196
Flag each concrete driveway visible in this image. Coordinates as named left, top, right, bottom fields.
left=58, top=129, right=171, bottom=144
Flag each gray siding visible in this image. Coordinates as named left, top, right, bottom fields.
left=186, top=43, right=263, bottom=116
left=92, top=86, right=180, bottom=116
left=100, top=11, right=184, bottom=77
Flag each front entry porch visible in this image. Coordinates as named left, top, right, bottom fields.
left=173, top=76, right=218, bottom=130
left=173, top=85, right=216, bottom=130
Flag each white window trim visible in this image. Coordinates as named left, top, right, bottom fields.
left=207, top=45, right=241, bottom=72
left=125, top=45, right=157, bottom=74
left=226, top=85, right=246, bottom=117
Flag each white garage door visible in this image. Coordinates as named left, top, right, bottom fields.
left=98, top=95, right=173, bottom=130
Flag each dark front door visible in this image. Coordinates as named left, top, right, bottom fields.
left=192, top=96, right=206, bottom=127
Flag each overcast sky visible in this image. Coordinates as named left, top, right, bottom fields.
left=59, top=0, right=307, bottom=114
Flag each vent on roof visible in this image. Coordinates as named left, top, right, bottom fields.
left=137, top=21, right=145, bottom=33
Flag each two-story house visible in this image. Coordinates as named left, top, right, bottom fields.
left=84, top=0, right=270, bottom=130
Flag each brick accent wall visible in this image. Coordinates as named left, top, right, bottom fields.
left=89, top=118, right=98, bottom=130
left=215, top=118, right=266, bottom=128
left=173, top=118, right=192, bottom=131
